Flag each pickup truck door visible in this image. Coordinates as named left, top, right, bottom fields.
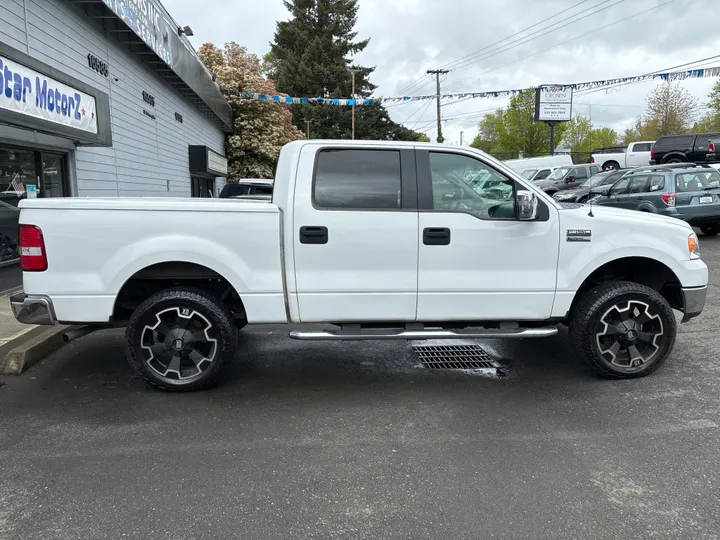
left=292, top=146, right=419, bottom=322
left=626, top=142, right=651, bottom=167
left=414, top=149, right=560, bottom=321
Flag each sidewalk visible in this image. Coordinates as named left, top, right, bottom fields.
left=0, top=289, right=33, bottom=347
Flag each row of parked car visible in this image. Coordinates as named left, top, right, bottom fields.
left=591, top=132, right=719, bottom=171
left=542, top=163, right=720, bottom=236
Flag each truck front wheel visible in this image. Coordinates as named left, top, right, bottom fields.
left=125, top=287, right=238, bottom=391
left=569, top=281, right=676, bottom=379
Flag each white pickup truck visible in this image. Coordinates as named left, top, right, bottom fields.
left=591, top=141, right=655, bottom=171
left=11, top=140, right=708, bottom=391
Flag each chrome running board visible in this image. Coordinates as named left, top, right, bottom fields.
left=289, top=327, right=558, bottom=341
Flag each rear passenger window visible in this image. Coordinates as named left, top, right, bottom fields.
left=648, top=175, right=665, bottom=191
left=536, top=168, right=551, bottom=179
left=663, top=136, right=694, bottom=147
left=629, top=175, right=649, bottom=193
left=632, top=143, right=652, bottom=152
left=314, top=149, right=402, bottom=209
left=590, top=166, right=599, bottom=175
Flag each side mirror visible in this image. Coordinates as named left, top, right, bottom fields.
left=600, top=187, right=611, bottom=196
left=516, top=190, right=537, bottom=221
left=566, top=176, right=575, bottom=183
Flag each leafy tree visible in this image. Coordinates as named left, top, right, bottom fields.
left=625, top=82, right=698, bottom=141
left=267, top=0, right=424, bottom=141
left=469, top=135, right=494, bottom=153
left=473, top=91, right=566, bottom=157
left=562, top=115, right=592, bottom=152
left=694, top=81, right=720, bottom=133
left=416, top=133, right=431, bottom=142
left=590, top=127, right=619, bottom=149
left=198, top=42, right=304, bottom=179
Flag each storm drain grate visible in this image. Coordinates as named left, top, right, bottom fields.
left=412, top=344, right=500, bottom=370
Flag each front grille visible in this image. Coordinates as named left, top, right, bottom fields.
left=412, top=344, right=500, bottom=370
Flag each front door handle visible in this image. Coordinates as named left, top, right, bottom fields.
left=423, top=227, right=451, bottom=246
left=299, top=226, right=328, bottom=244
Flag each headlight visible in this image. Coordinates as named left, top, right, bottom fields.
left=688, top=232, right=700, bottom=259
left=554, top=193, right=575, bottom=201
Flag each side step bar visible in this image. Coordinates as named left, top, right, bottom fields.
left=289, top=327, right=558, bottom=341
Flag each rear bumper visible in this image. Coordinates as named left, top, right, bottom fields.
left=10, top=293, right=57, bottom=325
left=681, top=286, right=707, bottom=323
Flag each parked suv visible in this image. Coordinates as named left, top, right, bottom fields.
left=593, top=165, right=720, bottom=235
left=650, top=133, right=720, bottom=165
left=534, top=164, right=600, bottom=195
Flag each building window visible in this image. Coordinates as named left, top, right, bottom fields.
left=0, top=146, right=68, bottom=263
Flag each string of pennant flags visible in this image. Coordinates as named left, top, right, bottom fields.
left=238, top=65, right=720, bottom=106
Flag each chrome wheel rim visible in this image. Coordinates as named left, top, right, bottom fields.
left=141, top=307, right=217, bottom=382
left=595, top=300, right=664, bottom=369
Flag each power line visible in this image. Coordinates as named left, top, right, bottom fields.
left=457, top=0, right=676, bottom=86
left=394, top=0, right=601, bottom=100
left=444, top=0, right=626, bottom=74
left=437, top=0, right=597, bottom=71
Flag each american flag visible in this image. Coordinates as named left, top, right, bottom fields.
left=10, top=174, right=25, bottom=195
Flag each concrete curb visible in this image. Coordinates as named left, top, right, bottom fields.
left=0, top=325, right=83, bottom=375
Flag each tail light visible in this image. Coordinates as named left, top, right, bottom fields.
left=19, top=224, right=48, bottom=271
left=710, top=141, right=716, bottom=153
left=660, top=193, right=676, bottom=207
left=650, top=150, right=655, bottom=160
left=591, top=156, right=595, bottom=163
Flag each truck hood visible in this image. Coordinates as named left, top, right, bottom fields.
left=558, top=202, right=692, bottom=232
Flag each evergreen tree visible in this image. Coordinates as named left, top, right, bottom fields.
left=267, top=0, right=425, bottom=141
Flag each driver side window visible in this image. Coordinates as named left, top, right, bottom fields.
left=429, top=152, right=516, bottom=220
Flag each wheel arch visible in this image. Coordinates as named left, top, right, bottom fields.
left=112, top=260, right=247, bottom=325
left=566, top=256, right=683, bottom=318
left=662, top=152, right=686, bottom=163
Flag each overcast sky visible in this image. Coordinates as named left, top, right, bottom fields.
left=165, top=0, right=720, bottom=145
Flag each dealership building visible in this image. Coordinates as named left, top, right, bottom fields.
left=0, top=0, right=232, bottom=207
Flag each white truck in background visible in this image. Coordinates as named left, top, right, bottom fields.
left=591, top=141, right=654, bottom=171
left=11, top=140, right=708, bottom=391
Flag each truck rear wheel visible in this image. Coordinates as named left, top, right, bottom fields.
left=125, top=287, right=238, bottom=391
left=569, top=281, right=676, bottom=379
left=602, top=161, right=619, bottom=171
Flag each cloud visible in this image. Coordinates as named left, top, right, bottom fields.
left=164, top=0, right=720, bottom=143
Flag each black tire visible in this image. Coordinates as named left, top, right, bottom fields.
left=125, top=287, right=238, bottom=391
left=577, top=196, right=588, bottom=204
left=602, top=161, right=619, bottom=172
left=544, top=190, right=557, bottom=196
left=700, top=224, right=720, bottom=236
left=665, top=158, right=682, bottom=164
left=569, top=281, right=676, bottom=379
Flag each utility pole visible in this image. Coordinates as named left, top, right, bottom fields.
left=348, top=69, right=361, bottom=140
left=460, top=131, right=464, bottom=146
left=305, top=120, right=312, bottom=139
left=427, top=69, right=449, bottom=143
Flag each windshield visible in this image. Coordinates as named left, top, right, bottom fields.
left=547, top=166, right=571, bottom=180
left=521, top=169, right=537, bottom=180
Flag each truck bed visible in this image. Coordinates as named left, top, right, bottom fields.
left=18, top=197, right=287, bottom=325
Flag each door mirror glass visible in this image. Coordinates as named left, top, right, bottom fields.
left=516, top=190, right=537, bottom=220
left=599, top=187, right=611, bottom=196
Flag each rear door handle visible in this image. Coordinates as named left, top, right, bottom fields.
left=423, top=227, right=451, bottom=246
left=299, top=226, right=328, bottom=245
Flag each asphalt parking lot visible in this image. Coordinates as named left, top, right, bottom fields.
left=1, top=238, right=720, bottom=540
